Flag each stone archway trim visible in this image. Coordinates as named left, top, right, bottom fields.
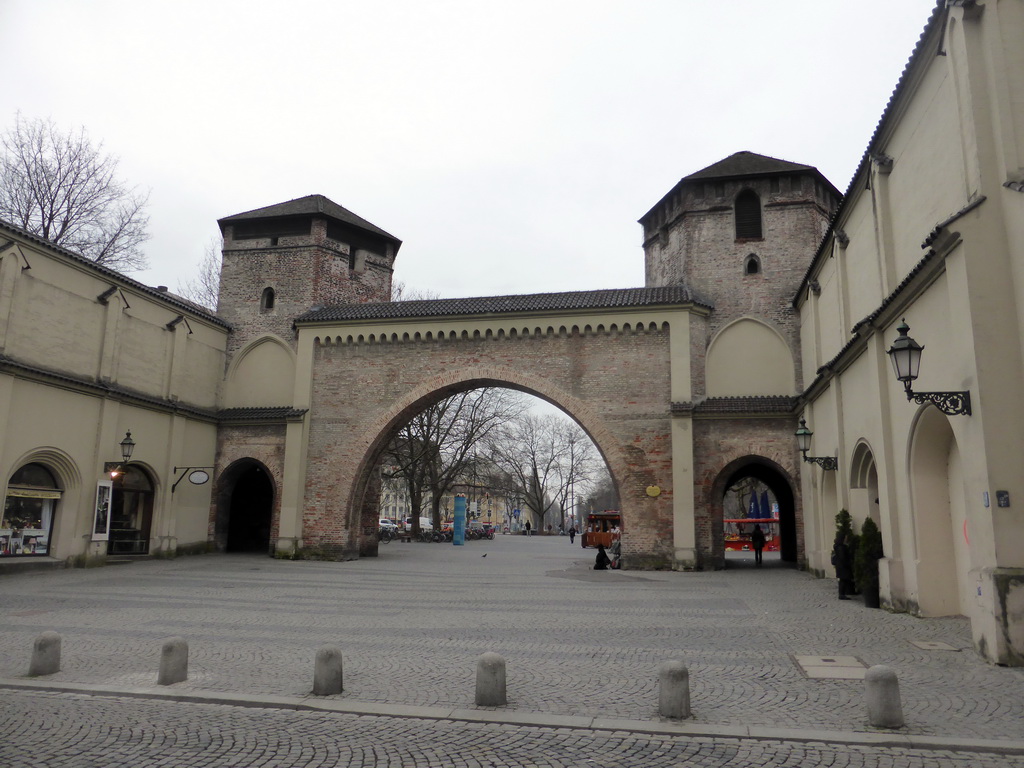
left=344, top=364, right=632, bottom=528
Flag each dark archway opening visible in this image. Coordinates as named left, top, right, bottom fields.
left=722, top=462, right=797, bottom=566
left=224, top=464, right=274, bottom=553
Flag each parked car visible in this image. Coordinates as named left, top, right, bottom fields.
left=379, top=518, right=398, bottom=531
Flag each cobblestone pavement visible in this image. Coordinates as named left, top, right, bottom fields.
left=1, top=535, right=1023, bottom=765
left=3, top=689, right=1023, bottom=768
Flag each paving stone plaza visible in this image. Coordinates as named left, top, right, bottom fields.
left=1, top=536, right=1023, bottom=767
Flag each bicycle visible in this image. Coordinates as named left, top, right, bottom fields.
left=378, top=527, right=394, bottom=544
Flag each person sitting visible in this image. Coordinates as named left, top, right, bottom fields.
left=594, top=544, right=611, bottom=570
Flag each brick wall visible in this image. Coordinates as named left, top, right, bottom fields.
left=691, top=416, right=803, bottom=568
left=218, top=218, right=394, bottom=358
left=300, top=325, right=678, bottom=565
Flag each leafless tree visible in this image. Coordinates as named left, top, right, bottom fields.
left=487, top=414, right=605, bottom=532
left=583, top=470, right=618, bottom=516
left=0, top=114, right=150, bottom=272
left=176, top=236, right=222, bottom=312
left=382, top=388, right=528, bottom=534
left=391, top=280, right=441, bottom=301
left=551, top=420, right=601, bottom=530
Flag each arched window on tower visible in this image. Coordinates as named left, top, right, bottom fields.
left=735, top=190, right=763, bottom=240
left=744, top=254, right=761, bottom=275
left=260, top=287, right=275, bottom=313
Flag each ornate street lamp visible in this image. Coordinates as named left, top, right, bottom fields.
left=119, top=431, right=136, bottom=463
left=794, top=419, right=838, bottom=471
left=886, top=319, right=971, bottom=416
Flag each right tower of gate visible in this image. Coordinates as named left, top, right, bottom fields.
left=640, top=151, right=841, bottom=568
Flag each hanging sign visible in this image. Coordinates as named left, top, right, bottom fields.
left=188, top=470, right=210, bottom=485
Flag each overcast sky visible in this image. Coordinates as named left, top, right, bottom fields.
left=2, top=0, right=938, bottom=300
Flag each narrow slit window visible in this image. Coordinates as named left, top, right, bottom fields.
left=735, top=190, right=762, bottom=239
left=260, top=287, right=275, bottom=312
left=745, top=254, right=761, bottom=275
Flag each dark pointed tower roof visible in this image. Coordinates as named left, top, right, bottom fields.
left=218, top=194, right=401, bottom=247
left=640, top=151, right=841, bottom=223
left=682, top=151, right=816, bottom=181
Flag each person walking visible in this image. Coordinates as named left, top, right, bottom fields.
left=525, top=520, right=532, bottom=537
left=567, top=525, right=576, bottom=544
left=832, top=532, right=855, bottom=600
left=751, top=524, right=766, bottom=566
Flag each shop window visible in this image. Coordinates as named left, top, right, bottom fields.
left=260, top=287, right=275, bottom=313
left=2, top=463, right=60, bottom=557
left=735, top=190, right=763, bottom=239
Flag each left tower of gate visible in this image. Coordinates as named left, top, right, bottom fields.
left=213, top=195, right=402, bottom=554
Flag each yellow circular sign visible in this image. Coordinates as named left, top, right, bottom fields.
left=646, top=485, right=661, bottom=497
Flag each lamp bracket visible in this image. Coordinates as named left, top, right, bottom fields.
left=907, top=389, right=972, bottom=416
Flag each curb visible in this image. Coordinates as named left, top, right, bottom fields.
left=3, top=678, right=1023, bottom=756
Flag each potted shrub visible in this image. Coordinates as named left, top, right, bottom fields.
left=855, top=517, right=884, bottom=608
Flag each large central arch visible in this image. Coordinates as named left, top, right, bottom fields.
left=344, top=368, right=639, bottom=562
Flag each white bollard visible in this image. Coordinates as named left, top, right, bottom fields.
left=313, top=645, right=344, bottom=695
left=865, top=664, right=904, bottom=728
left=157, top=636, right=189, bottom=685
left=658, top=660, right=691, bottom=719
left=475, top=652, right=507, bottom=706
left=28, top=631, right=61, bottom=676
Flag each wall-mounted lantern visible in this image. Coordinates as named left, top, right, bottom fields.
left=886, top=319, right=971, bottom=416
left=794, top=419, right=838, bottom=471
left=106, top=431, right=136, bottom=479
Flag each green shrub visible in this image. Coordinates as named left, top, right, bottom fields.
left=855, top=517, right=884, bottom=593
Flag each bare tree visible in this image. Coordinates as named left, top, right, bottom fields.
left=176, top=236, right=222, bottom=312
left=0, top=114, right=150, bottom=272
left=391, top=280, right=441, bottom=301
left=382, top=388, right=528, bottom=534
left=583, top=470, right=618, bottom=515
left=486, top=414, right=560, bottom=532
left=487, top=413, right=605, bottom=532
left=551, top=420, right=600, bottom=530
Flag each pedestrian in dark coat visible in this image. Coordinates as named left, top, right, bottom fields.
left=832, top=533, right=855, bottom=599
left=594, top=544, right=611, bottom=570
left=568, top=525, right=576, bottom=544
left=751, top=524, right=766, bottom=566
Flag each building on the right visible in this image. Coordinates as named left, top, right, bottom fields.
left=795, top=0, right=1024, bottom=665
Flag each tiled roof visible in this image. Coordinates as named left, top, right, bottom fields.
left=218, top=194, right=400, bottom=244
left=673, top=396, right=796, bottom=415
left=682, top=151, right=816, bottom=182
left=295, top=286, right=712, bottom=324
left=0, top=219, right=230, bottom=329
left=218, top=407, right=308, bottom=422
left=795, top=1, right=946, bottom=304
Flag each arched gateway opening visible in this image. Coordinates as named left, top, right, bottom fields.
left=709, top=456, right=798, bottom=569
left=346, top=379, right=625, bottom=561
left=214, top=460, right=275, bottom=553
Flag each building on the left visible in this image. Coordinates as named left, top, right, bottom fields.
left=0, top=220, right=230, bottom=563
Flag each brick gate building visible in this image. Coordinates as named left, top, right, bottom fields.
left=212, top=152, right=838, bottom=570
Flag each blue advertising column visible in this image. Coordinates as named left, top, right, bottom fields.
left=454, top=495, right=466, bottom=546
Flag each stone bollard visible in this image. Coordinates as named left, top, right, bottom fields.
left=865, top=664, right=904, bottom=728
left=313, top=645, right=344, bottom=695
left=28, top=631, right=62, bottom=676
left=658, top=660, right=691, bottom=719
left=157, top=636, right=189, bottom=685
left=475, top=652, right=507, bottom=706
